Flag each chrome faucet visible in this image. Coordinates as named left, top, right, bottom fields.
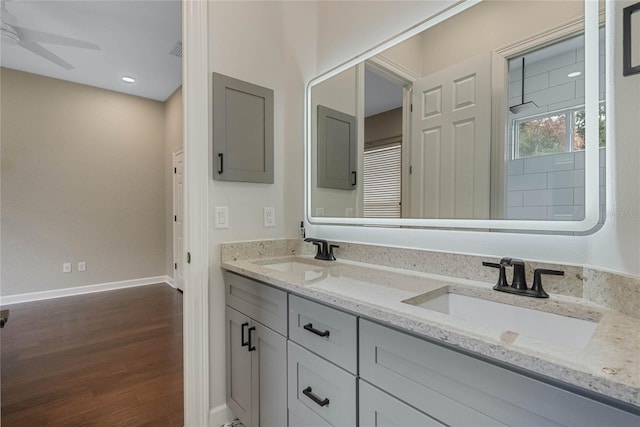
left=304, top=238, right=339, bottom=261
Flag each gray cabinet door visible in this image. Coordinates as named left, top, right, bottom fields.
left=226, top=306, right=253, bottom=427
left=288, top=295, right=357, bottom=374
left=213, top=72, right=274, bottom=183
left=288, top=341, right=356, bottom=427
left=360, top=319, right=640, bottom=427
left=252, top=321, right=287, bottom=427
left=317, top=105, right=357, bottom=190
left=359, top=380, right=445, bottom=427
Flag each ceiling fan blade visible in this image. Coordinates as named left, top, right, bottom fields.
left=15, top=26, right=100, bottom=50
left=17, top=39, right=74, bottom=70
left=0, top=0, right=17, bottom=25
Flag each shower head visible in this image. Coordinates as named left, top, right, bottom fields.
left=509, top=57, right=538, bottom=114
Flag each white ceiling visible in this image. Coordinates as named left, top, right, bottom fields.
left=1, top=0, right=181, bottom=101
left=364, top=68, right=403, bottom=117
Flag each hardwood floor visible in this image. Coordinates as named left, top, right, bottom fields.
left=1, top=284, right=183, bottom=426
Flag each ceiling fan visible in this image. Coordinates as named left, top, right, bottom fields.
left=1, top=0, right=100, bottom=70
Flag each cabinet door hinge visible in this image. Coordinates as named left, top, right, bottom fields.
left=174, top=263, right=177, bottom=270
left=174, top=167, right=177, bottom=173
left=174, top=215, right=177, bottom=222
left=187, top=252, right=191, bottom=264
left=410, top=165, right=413, bottom=174
left=410, top=104, right=413, bottom=112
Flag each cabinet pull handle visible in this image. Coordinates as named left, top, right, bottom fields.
left=218, top=153, right=224, bottom=174
left=302, top=386, right=330, bottom=407
left=241, top=322, right=249, bottom=347
left=248, top=326, right=256, bottom=352
left=351, top=171, right=357, bottom=185
left=303, top=323, right=330, bottom=338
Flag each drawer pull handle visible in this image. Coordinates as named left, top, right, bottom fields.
left=303, top=323, right=330, bottom=338
left=248, top=326, right=256, bottom=352
left=302, top=386, right=329, bottom=407
left=241, top=322, right=249, bottom=347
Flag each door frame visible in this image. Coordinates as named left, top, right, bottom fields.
left=183, top=0, right=210, bottom=425
left=365, top=57, right=415, bottom=217
left=172, top=148, right=184, bottom=291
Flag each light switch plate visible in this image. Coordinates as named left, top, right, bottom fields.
left=264, top=207, right=275, bottom=227
left=215, top=206, right=229, bottom=229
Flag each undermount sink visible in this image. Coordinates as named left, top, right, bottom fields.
left=405, top=291, right=598, bottom=349
left=262, top=260, right=326, bottom=282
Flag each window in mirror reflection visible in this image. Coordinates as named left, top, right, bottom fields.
left=505, top=28, right=605, bottom=222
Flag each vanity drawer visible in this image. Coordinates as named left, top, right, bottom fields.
left=360, top=319, right=640, bottom=427
left=224, top=271, right=287, bottom=335
left=359, top=380, right=445, bottom=427
left=289, top=295, right=357, bottom=373
left=287, top=341, right=356, bottom=427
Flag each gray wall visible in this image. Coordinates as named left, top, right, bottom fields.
left=1, top=68, right=167, bottom=296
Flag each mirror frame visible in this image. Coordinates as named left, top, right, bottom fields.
left=305, top=0, right=602, bottom=233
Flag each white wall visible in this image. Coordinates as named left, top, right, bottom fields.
left=1, top=68, right=167, bottom=297
left=587, top=0, right=640, bottom=275
left=206, top=0, right=317, bottom=411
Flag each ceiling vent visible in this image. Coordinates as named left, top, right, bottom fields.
left=169, top=41, right=182, bottom=58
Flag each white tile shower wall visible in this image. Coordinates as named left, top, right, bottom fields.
left=506, top=148, right=605, bottom=223
left=508, top=35, right=606, bottom=115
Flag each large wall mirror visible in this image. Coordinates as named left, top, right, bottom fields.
left=306, top=0, right=605, bottom=233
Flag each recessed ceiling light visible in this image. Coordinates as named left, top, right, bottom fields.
left=567, top=71, right=582, bottom=78
left=122, top=76, right=135, bottom=83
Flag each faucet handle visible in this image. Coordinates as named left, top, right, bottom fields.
left=531, top=268, right=564, bottom=298
left=482, top=261, right=510, bottom=289
left=328, top=244, right=339, bottom=261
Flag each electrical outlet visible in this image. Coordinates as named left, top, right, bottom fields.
left=214, top=206, right=229, bottom=229
left=63, top=263, right=72, bottom=273
left=264, top=207, right=275, bottom=227
left=78, top=262, right=86, bottom=272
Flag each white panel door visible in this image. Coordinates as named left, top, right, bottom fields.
left=173, top=149, right=184, bottom=290
left=411, top=53, right=491, bottom=219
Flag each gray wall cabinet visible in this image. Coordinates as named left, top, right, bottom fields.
left=213, top=73, right=274, bottom=183
left=317, top=105, right=357, bottom=190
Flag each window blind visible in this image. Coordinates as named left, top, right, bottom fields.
left=363, top=144, right=401, bottom=218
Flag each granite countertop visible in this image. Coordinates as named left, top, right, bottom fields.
left=221, top=254, right=640, bottom=409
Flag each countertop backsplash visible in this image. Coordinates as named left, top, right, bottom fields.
left=219, top=238, right=640, bottom=319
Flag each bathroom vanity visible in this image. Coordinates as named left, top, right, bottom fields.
left=222, top=240, right=640, bottom=427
